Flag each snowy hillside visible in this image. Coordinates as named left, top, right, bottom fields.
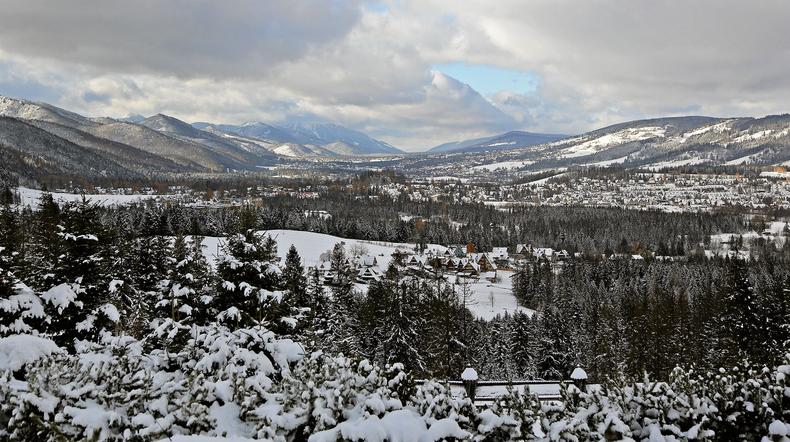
left=16, top=186, right=183, bottom=208
left=200, top=229, right=533, bottom=320
left=430, top=115, right=790, bottom=175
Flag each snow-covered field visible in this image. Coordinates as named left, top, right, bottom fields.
left=558, top=126, right=666, bottom=158
left=724, top=153, right=761, bottom=165
left=761, top=170, right=790, bottom=179
left=472, top=160, right=535, bottom=171
left=523, top=172, right=568, bottom=186
left=200, top=230, right=533, bottom=320
left=646, top=157, right=708, bottom=171
left=16, top=186, right=177, bottom=208
left=448, top=272, right=533, bottom=320
left=584, top=155, right=629, bottom=167
left=709, top=221, right=788, bottom=253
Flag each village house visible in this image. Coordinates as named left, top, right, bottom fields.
left=357, top=267, right=383, bottom=283
left=354, top=255, right=378, bottom=268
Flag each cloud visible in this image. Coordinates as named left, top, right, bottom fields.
left=0, top=0, right=361, bottom=79
left=1, top=0, right=789, bottom=151
left=414, top=0, right=790, bottom=131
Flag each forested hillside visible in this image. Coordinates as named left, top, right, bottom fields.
left=1, top=187, right=788, bottom=439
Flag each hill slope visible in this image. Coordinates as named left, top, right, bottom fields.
left=200, top=121, right=403, bottom=157
left=429, top=131, right=565, bottom=153
left=430, top=115, right=790, bottom=173
left=0, top=116, right=138, bottom=181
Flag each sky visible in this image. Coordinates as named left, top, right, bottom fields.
left=1, top=0, right=789, bottom=151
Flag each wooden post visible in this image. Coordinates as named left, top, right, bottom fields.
left=570, top=366, right=588, bottom=392
left=461, top=367, right=478, bottom=402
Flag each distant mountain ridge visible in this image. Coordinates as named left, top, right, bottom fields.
left=433, top=115, right=790, bottom=173
left=200, top=120, right=403, bottom=156
left=429, top=131, right=566, bottom=153
left=2, top=94, right=789, bottom=184
left=0, top=95, right=406, bottom=182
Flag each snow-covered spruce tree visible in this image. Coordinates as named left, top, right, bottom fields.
left=324, top=243, right=361, bottom=357
left=24, top=192, right=62, bottom=290
left=423, top=281, right=470, bottom=379
left=381, top=280, right=425, bottom=373
left=185, top=234, right=215, bottom=325
left=359, top=272, right=426, bottom=374
left=509, top=311, right=539, bottom=379
left=151, top=234, right=213, bottom=351
left=716, top=257, right=765, bottom=367
left=6, top=321, right=303, bottom=440
left=0, top=230, right=36, bottom=336
left=103, top=234, right=151, bottom=339
left=299, top=266, right=329, bottom=352
left=758, top=267, right=790, bottom=367
left=536, top=304, right=574, bottom=380
left=255, top=354, right=399, bottom=439
left=410, top=379, right=476, bottom=433
left=489, top=386, right=543, bottom=439
left=0, top=274, right=47, bottom=337
left=214, top=230, right=288, bottom=330
left=0, top=192, right=24, bottom=277
left=282, top=244, right=307, bottom=309
left=689, top=358, right=790, bottom=440
left=482, top=314, right=517, bottom=380
left=41, top=199, right=120, bottom=347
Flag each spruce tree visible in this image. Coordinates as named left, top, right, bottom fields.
left=44, top=198, right=118, bottom=346
left=717, top=258, right=763, bottom=367
left=282, top=245, right=307, bottom=308
left=381, top=278, right=425, bottom=374
left=536, top=305, right=574, bottom=379
left=215, top=230, right=283, bottom=328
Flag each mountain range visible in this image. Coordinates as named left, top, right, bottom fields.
left=426, top=115, right=790, bottom=173
left=0, top=95, right=404, bottom=181
left=1, top=94, right=789, bottom=184
left=428, top=131, right=565, bottom=153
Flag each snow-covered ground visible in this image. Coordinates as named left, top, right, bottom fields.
left=16, top=186, right=178, bottom=208
left=584, top=155, right=629, bottom=167
left=199, top=230, right=533, bottom=320
left=725, top=152, right=761, bottom=165
left=709, top=221, right=788, bottom=254
left=559, top=126, right=666, bottom=158
left=159, top=437, right=256, bottom=442
left=448, top=272, right=533, bottom=320
left=761, top=170, right=790, bottom=179
left=646, top=157, right=708, bottom=171
left=472, top=160, right=535, bottom=171
left=523, top=172, right=568, bottom=186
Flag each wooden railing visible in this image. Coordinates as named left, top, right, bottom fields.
left=417, top=379, right=590, bottom=404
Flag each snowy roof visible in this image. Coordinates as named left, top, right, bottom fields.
left=357, top=255, right=377, bottom=266
left=358, top=267, right=382, bottom=277
left=461, top=367, right=478, bottom=381
left=492, top=247, right=508, bottom=257
left=316, top=261, right=332, bottom=271
left=533, top=247, right=554, bottom=257
left=570, top=367, right=588, bottom=380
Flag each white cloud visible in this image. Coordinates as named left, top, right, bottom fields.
left=1, top=0, right=789, bottom=151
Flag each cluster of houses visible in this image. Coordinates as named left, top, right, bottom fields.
left=311, top=242, right=573, bottom=286
left=314, top=253, right=385, bottom=285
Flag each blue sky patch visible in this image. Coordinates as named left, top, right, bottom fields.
left=433, top=62, right=541, bottom=97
